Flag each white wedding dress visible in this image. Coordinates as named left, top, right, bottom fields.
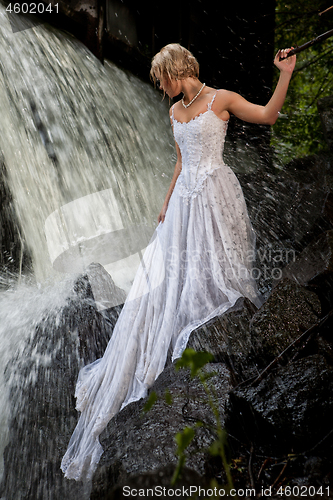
left=61, top=91, right=263, bottom=482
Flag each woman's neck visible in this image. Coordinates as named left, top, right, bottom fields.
left=180, top=78, right=205, bottom=105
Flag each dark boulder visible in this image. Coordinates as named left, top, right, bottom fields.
left=227, top=354, right=333, bottom=451
left=104, top=464, right=209, bottom=500
left=278, top=230, right=333, bottom=312
left=187, top=297, right=259, bottom=382
left=249, top=278, right=321, bottom=364
left=0, top=264, right=123, bottom=500
left=84, top=262, right=127, bottom=311
left=91, top=361, right=232, bottom=498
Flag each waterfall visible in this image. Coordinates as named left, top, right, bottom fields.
left=0, top=2, right=175, bottom=290
left=0, top=2, right=176, bottom=495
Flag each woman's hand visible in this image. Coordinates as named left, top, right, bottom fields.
left=216, top=47, right=296, bottom=126
left=274, top=48, right=296, bottom=74
left=158, top=202, right=168, bottom=223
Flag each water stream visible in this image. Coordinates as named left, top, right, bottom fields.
left=0, top=3, right=177, bottom=288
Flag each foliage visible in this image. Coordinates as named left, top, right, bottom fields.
left=172, top=348, right=234, bottom=491
left=142, top=390, right=158, bottom=414
left=141, top=348, right=234, bottom=492
left=171, top=424, right=199, bottom=486
left=272, top=0, right=333, bottom=164
left=175, top=348, right=214, bottom=378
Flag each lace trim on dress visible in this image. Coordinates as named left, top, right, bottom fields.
left=171, top=91, right=218, bottom=125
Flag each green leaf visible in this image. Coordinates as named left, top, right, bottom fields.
left=175, top=348, right=214, bottom=377
left=142, top=391, right=157, bottom=414
left=209, top=429, right=228, bottom=456
left=209, top=440, right=221, bottom=456
left=171, top=454, right=186, bottom=485
left=175, top=426, right=195, bottom=454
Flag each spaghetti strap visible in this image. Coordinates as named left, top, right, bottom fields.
left=207, top=90, right=218, bottom=111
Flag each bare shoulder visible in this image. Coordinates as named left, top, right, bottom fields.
left=214, top=89, right=236, bottom=105
left=211, top=89, right=235, bottom=121
left=169, top=103, right=177, bottom=124
left=170, top=100, right=183, bottom=117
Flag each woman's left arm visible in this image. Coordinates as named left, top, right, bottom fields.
left=224, top=48, right=296, bottom=125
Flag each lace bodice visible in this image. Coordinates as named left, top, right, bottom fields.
left=171, top=92, right=228, bottom=201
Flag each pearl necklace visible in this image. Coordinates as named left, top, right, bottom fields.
left=181, top=83, right=206, bottom=108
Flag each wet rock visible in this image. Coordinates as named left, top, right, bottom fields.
left=317, top=335, right=333, bottom=364
left=278, top=154, right=333, bottom=249
left=250, top=278, right=321, bottom=364
left=304, top=456, right=325, bottom=481
left=0, top=265, right=123, bottom=500
left=0, top=154, right=32, bottom=276
left=187, top=297, right=260, bottom=382
left=278, top=230, right=333, bottom=286
left=278, top=230, right=333, bottom=312
left=91, top=362, right=232, bottom=498
left=323, top=174, right=333, bottom=227
left=85, top=262, right=127, bottom=310
left=238, top=153, right=333, bottom=297
left=318, top=95, right=333, bottom=153
left=276, top=451, right=332, bottom=492
left=227, top=354, right=333, bottom=450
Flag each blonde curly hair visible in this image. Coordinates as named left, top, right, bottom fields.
left=150, top=43, right=199, bottom=85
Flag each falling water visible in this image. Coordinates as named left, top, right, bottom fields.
left=0, top=4, right=175, bottom=288
left=0, top=2, right=177, bottom=496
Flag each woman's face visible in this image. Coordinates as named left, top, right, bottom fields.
left=156, top=73, right=181, bottom=98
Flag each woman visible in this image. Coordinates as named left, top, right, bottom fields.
left=61, top=43, right=296, bottom=482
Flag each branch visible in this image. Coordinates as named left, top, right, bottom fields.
left=279, top=29, right=333, bottom=60
left=319, top=5, right=333, bottom=15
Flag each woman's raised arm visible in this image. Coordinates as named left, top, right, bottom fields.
left=222, top=48, right=296, bottom=125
